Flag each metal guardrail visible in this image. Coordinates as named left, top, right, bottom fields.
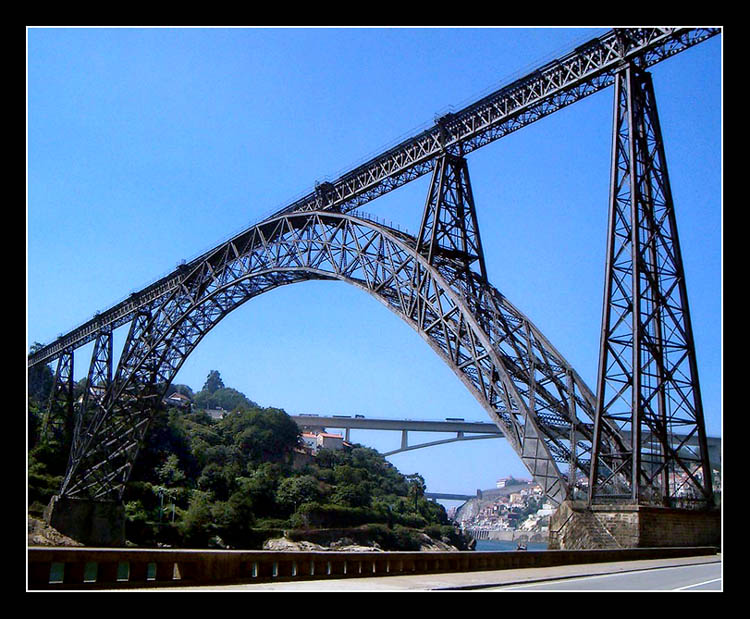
left=28, top=546, right=719, bottom=590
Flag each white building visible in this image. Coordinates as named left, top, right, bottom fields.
left=301, top=432, right=318, bottom=452
left=317, top=432, right=344, bottom=451
left=164, top=392, right=191, bottom=409
left=300, top=431, right=346, bottom=454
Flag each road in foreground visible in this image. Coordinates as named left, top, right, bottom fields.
left=484, top=560, right=721, bottom=591
left=131, top=553, right=720, bottom=592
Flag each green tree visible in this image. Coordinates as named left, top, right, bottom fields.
left=194, top=386, right=257, bottom=412
left=276, top=475, right=322, bottom=514
left=406, top=473, right=426, bottom=512
left=130, top=408, right=197, bottom=484
left=179, top=490, right=216, bottom=545
left=203, top=370, right=225, bottom=394
left=331, top=482, right=371, bottom=509
left=157, top=454, right=186, bottom=487
left=197, top=462, right=233, bottom=500
left=221, top=409, right=300, bottom=465
left=236, top=464, right=281, bottom=518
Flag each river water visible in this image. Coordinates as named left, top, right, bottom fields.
left=474, top=539, right=548, bottom=551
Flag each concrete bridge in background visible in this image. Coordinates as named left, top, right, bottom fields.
left=424, top=492, right=477, bottom=502
left=289, top=414, right=722, bottom=471
left=290, top=414, right=503, bottom=456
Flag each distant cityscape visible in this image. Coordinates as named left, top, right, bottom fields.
left=448, top=478, right=554, bottom=536
left=446, top=465, right=722, bottom=539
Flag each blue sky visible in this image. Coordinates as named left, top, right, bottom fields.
left=27, top=27, right=722, bottom=500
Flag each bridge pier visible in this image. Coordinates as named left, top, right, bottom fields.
left=44, top=496, right=126, bottom=547
left=548, top=500, right=720, bottom=550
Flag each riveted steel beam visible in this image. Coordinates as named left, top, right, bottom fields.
left=57, top=211, right=604, bottom=505
left=28, top=28, right=719, bottom=371
left=588, top=65, right=713, bottom=508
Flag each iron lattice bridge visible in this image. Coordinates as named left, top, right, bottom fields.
left=29, top=27, right=719, bottom=510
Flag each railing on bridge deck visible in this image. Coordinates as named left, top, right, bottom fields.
left=28, top=546, right=718, bottom=590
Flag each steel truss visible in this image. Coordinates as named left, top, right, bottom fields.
left=58, top=205, right=603, bottom=504
left=55, top=148, right=629, bottom=504
left=40, top=350, right=74, bottom=445
left=28, top=27, right=719, bottom=509
left=588, top=64, right=713, bottom=507
left=27, top=28, right=719, bottom=371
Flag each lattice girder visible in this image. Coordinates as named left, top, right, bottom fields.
left=588, top=65, right=713, bottom=507
left=40, top=349, right=74, bottom=445
left=59, top=211, right=622, bottom=505
left=27, top=29, right=721, bottom=376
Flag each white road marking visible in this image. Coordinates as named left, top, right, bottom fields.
left=673, top=578, right=722, bottom=591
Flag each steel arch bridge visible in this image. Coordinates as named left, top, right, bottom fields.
left=29, top=27, right=719, bottom=519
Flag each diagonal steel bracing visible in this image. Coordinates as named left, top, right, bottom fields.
left=28, top=27, right=718, bottom=511
left=27, top=28, right=719, bottom=372
left=58, top=208, right=608, bottom=505
left=40, top=350, right=74, bottom=445
left=588, top=64, right=713, bottom=508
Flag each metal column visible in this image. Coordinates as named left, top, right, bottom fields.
left=588, top=64, right=713, bottom=508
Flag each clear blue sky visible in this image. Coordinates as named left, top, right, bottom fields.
left=27, top=27, right=722, bottom=501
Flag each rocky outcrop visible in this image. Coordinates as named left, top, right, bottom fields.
left=28, top=516, right=84, bottom=547
left=264, top=527, right=462, bottom=552
left=263, top=537, right=382, bottom=552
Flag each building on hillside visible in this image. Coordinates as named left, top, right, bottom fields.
left=299, top=431, right=349, bottom=455
left=301, top=432, right=318, bottom=452
left=164, top=392, right=192, bottom=410
left=205, top=407, right=226, bottom=420
left=317, top=432, right=345, bottom=451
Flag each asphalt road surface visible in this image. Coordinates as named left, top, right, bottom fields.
left=143, top=554, right=721, bottom=592
left=485, top=561, right=722, bottom=591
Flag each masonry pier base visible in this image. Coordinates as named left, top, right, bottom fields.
left=44, top=496, right=126, bottom=547
left=548, top=500, right=721, bottom=550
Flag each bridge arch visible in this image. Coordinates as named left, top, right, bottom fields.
left=63, top=210, right=620, bottom=505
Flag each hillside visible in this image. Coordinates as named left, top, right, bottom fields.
left=28, top=370, right=473, bottom=551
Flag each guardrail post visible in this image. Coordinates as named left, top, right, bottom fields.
left=312, top=556, right=328, bottom=578
left=173, top=560, right=199, bottom=583
left=256, top=559, right=274, bottom=579
left=97, top=560, right=120, bottom=585
left=154, top=561, right=177, bottom=583
left=28, top=560, right=51, bottom=587
left=275, top=558, right=295, bottom=579
left=374, top=558, right=388, bottom=574
left=127, top=560, right=149, bottom=584
left=62, top=560, right=85, bottom=585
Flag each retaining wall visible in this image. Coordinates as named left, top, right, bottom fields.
left=28, top=545, right=718, bottom=590
left=549, top=501, right=721, bottom=550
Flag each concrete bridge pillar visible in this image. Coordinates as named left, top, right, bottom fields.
left=44, top=496, right=126, bottom=547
